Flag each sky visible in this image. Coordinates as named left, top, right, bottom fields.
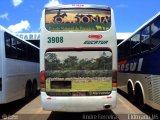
left=0, top=0, right=159, bottom=33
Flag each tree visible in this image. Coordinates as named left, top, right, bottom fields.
left=45, top=53, right=60, bottom=70
left=77, top=58, right=96, bottom=70
left=95, top=52, right=112, bottom=70
left=63, top=56, right=78, bottom=70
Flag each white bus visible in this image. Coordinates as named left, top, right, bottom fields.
left=40, top=4, right=117, bottom=112
left=118, top=12, right=160, bottom=110
left=0, top=25, right=40, bottom=104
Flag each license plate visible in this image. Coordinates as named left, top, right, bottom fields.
left=50, top=80, right=71, bottom=89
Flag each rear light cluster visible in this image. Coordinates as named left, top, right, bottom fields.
left=40, top=70, right=46, bottom=91
left=112, top=70, right=117, bottom=88
left=0, top=78, right=2, bottom=91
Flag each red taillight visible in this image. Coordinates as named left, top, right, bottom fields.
left=40, top=70, right=46, bottom=89
left=106, top=96, right=112, bottom=99
left=112, top=70, right=117, bottom=87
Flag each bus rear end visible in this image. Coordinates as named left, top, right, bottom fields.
left=40, top=4, right=117, bottom=112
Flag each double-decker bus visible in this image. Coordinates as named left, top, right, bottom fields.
left=0, top=25, right=40, bottom=104
left=40, top=4, right=117, bottom=112
left=118, top=12, right=160, bottom=110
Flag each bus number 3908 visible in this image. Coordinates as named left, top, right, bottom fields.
left=48, top=37, right=63, bottom=43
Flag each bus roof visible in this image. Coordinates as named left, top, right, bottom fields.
left=45, top=4, right=110, bottom=10
left=0, top=25, right=39, bottom=49
left=118, top=11, right=160, bottom=47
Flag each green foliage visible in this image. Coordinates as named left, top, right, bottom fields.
left=45, top=52, right=112, bottom=78
left=46, top=70, right=111, bottom=78
left=46, top=80, right=112, bottom=92
left=45, top=22, right=111, bottom=32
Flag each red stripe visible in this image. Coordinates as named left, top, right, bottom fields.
left=118, top=60, right=127, bottom=65
left=46, top=47, right=112, bottom=52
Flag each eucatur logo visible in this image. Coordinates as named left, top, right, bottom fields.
left=84, top=34, right=107, bottom=44
left=88, top=34, right=103, bottom=40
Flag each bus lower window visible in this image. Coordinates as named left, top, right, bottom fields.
left=44, top=50, right=112, bottom=96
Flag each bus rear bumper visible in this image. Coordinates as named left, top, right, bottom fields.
left=40, top=90, right=117, bottom=112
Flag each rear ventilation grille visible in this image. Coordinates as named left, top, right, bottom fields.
left=148, top=75, right=160, bottom=105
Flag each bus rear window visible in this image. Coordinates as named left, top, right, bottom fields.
left=45, top=8, right=111, bottom=32
left=44, top=50, right=112, bottom=94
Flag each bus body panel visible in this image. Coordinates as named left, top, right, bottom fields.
left=118, top=72, right=160, bottom=110
left=0, top=30, right=3, bottom=103
left=41, top=90, right=117, bottom=112
left=118, top=12, right=160, bottom=111
left=0, top=25, right=40, bottom=104
left=118, top=47, right=160, bottom=111
left=0, top=30, right=2, bottom=76
left=3, top=59, right=39, bottom=103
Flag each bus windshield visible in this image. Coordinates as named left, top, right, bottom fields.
left=45, top=50, right=112, bottom=96
left=45, top=8, right=111, bottom=32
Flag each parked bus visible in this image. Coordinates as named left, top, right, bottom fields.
left=40, top=4, right=117, bottom=112
left=118, top=12, right=160, bottom=110
left=0, top=25, right=40, bottom=104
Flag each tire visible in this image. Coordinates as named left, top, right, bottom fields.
left=135, top=85, right=145, bottom=109
left=32, top=80, right=38, bottom=95
left=128, top=83, right=134, bottom=103
left=25, top=81, right=32, bottom=100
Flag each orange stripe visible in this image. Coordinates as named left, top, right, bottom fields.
left=112, top=83, right=117, bottom=87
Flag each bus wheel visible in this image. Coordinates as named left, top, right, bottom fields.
left=127, top=82, right=134, bottom=103
left=25, top=81, right=32, bottom=100
left=135, top=85, right=145, bottom=109
left=32, top=80, right=38, bottom=95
